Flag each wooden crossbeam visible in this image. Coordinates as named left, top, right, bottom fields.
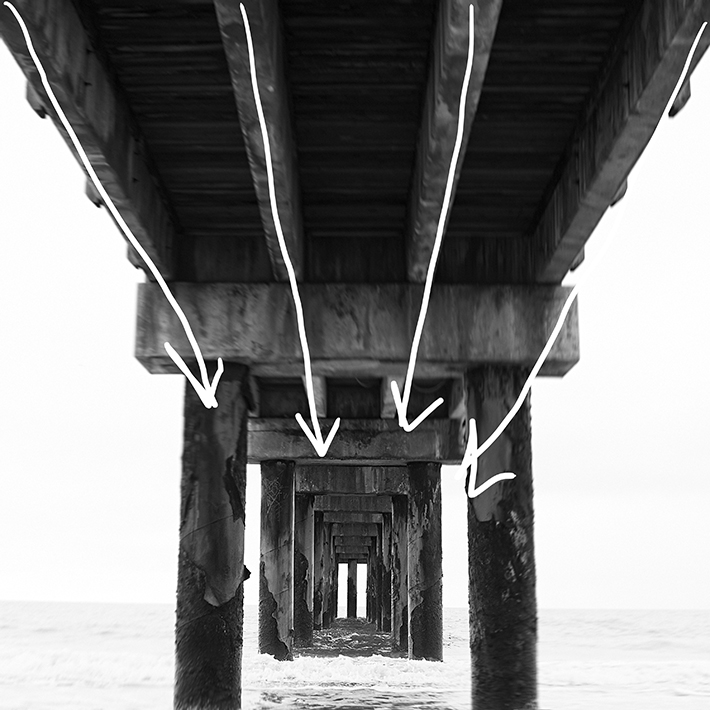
left=136, top=283, right=579, bottom=377
left=213, top=0, right=304, bottom=281
left=315, top=496, right=392, bottom=514
left=531, top=0, right=710, bottom=283
left=405, top=0, right=503, bottom=282
left=296, top=466, right=408, bottom=495
left=331, top=523, right=379, bottom=538
left=0, top=0, right=177, bottom=277
left=324, top=512, right=384, bottom=525
left=248, top=419, right=464, bottom=465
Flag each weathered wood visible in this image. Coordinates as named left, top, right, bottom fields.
left=338, top=545, right=371, bottom=556
left=406, top=0, right=503, bottom=282
left=391, top=495, right=409, bottom=651
left=316, top=496, right=391, bottom=514
left=466, top=367, right=537, bottom=708
left=331, top=523, right=379, bottom=538
left=334, top=536, right=374, bottom=548
left=248, top=419, right=465, bottom=466
left=293, top=494, right=314, bottom=647
left=136, top=283, right=579, bottom=378
left=531, top=0, right=710, bottom=283
left=175, top=366, right=250, bottom=709
left=313, top=511, right=325, bottom=630
left=259, top=460, right=294, bottom=661
left=323, top=512, right=383, bottom=525
left=212, top=0, right=304, bottom=281
left=0, top=0, right=176, bottom=277
left=296, top=466, right=409, bottom=495
left=381, top=513, right=393, bottom=634
left=347, top=560, right=357, bottom=618
left=407, top=463, right=443, bottom=662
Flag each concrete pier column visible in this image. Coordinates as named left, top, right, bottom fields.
left=259, top=460, right=295, bottom=660
left=347, top=560, right=357, bottom=618
left=313, top=511, right=325, bottom=630
left=381, top=513, right=392, bottom=633
left=175, top=366, right=250, bottom=710
left=407, top=462, right=443, bottom=661
left=466, top=366, right=537, bottom=709
left=391, top=495, right=408, bottom=650
left=294, top=494, right=315, bottom=647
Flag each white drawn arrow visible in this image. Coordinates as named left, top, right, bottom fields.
left=390, top=4, right=475, bottom=431
left=453, top=19, right=707, bottom=496
left=240, top=3, right=339, bottom=456
left=5, top=2, right=224, bottom=409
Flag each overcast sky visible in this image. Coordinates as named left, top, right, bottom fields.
left=1, top=40, right=708, bottom=610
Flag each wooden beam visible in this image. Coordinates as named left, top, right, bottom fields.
left=297, top=466, right=408, bottom=495
left=334, top=536, right=373, bottom=548
left=331, top=523, right=379, bottom=538
left=212, top=0, right=304, bottom=281
left=324, top=512, right=384, bottom=525
left=136, top=283, right=579, bottom=377
left=531, top=0, right=710, bottom=283
left=0, top=0, right=177, bottom=277
left=248, top=418, right=464, bottom=466
left=405, top=0, right=503, bottom=282
left=316, top=496, right=392, bottom=514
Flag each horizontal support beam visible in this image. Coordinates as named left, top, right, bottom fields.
left=324, top=512, right=384, bottom=525
left=296, top=467, right=408, bottom=495
left=0, top=0, right=177, bottom=277
left=331, top=523, right=379, bottom=538
left=213, top=0, right=304, bottom=281
left=334, top=536, right=374, bottom=547
left=336, top=555, right=368, bottom=564
left=136, top=284, right=579, bottom=377
left=248, top=419, right=463, bottom=465
left=316, top=496, right=391, bottom=514
left=406, top=0, right=502, bottom=282
left=336, top=546, right=371, bottom=556
left=531, top=0, right=710, bottom=282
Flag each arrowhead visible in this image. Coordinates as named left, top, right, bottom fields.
left=295, top=413, right=341, bottom=457
left=164, top=342, right=224, bottom=409
left=453, top=419, right=516, bottom=497
left=390, top=380, right=444, bottom=432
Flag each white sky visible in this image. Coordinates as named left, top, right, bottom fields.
left=1, top=40, right=709, bottom=610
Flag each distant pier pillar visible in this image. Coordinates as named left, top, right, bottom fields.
left=381, top=513, right=392, bottom=633
left=347, top=560, right=357, bottom=617
left=391, top=495, right=408, bottom=650
left=322, top=523, right=334, bottom=627
left=466, top=366, right=537, bottom=709
left=313, top=511, right=325, bottom=630
left=174, top=366, right=250, bottom=709
left=259, top=460, right=295, bottom=660
left=294, top=493, right=315, bottom=646
left=407, top=462, right=443, bottom=661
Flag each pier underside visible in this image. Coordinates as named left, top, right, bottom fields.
left=2, top=0, right=708, bottom=707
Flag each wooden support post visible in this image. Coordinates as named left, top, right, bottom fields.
left=313, top=511, right=325, bottom=630
left=259, top=460, right=294, bottom=660
left=366, top=555, right=373, bottom=623
left=347, top=560, right=357, bottom=618
left=407, top=463, right=443, bottom=661
left=175, top=366, right=250, bottom=709
left=294, top=494, right=314, bottom=647
left=330, top=546, right=339, bottom=621
left=391, top=495, right=408, bottom=651
left=381, top=513, right=392, bottom=633
left=466, top=367, right=537, bottom=709
left=374, top=532, right=383, bottom=631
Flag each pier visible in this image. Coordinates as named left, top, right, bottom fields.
left=2, top=1, right=707, bottom=708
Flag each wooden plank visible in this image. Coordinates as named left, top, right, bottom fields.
left=212, top=0, right=304, bottom=281
left=248, top=419, right=464, bottom=465
left=0, top=0, right=177, bottom=277
left=297, top=466, right=409, bottom=495
left=135, top=283, right=579, bottom=377
left=405, top=0, right=503, bottom=282
left=531, top=0, right=710, bottom=283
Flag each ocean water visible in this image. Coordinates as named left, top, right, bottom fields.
left=0, top=602, right=708, bottom=709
